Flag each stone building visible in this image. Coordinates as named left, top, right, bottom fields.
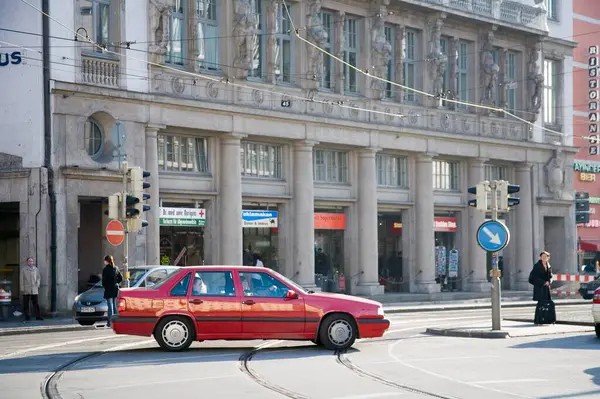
left=0, top=0, right=579, bottom=312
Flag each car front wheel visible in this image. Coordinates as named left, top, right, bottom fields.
left=595, top=323, right=600, bottom=339
left=154, top=316, right=195, bottom=351
left=319, top=314, right=357, bottom=351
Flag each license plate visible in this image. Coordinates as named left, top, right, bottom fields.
left=589, top=290, right=596, bottom=294
left=80, top=307, right=95, bottom=313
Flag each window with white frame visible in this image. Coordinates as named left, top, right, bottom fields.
left=157, top=134, right=209, bottom=173
left=457, top=40, right=469, bottom=108
left=166, top=0, right=185, bottom=65
left=384, top=25, right=395, bottom=98
left=196, top=0, right=219, bottom=71
left=484, top=164, right=508, bottom=181
left=84, top=118, right=104, bottom=159
left=240, top=142, right=282, bottom=179
left=80, top=0, right=113, bottom=53
left=320, top=11, right=334, bottom=89
left=275, top=5, right=293, bottom=83
left=249, top=0, right=265, bottom=79
left=313, top=149, right=348, bottom=183
left=433, top=160, right=459, bottom=191
left=403, top=29, right=417, bottom=103
left=343, top=17, right=358, bottom=93
left=505, top=52, right=517, bottom=113
left=543, top=59, right=559, bottom=126
left=376, top=154, right=408, bottom=188
left=545, top=0, right=557, bottom=21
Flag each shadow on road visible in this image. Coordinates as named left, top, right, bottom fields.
left=510, top=334, right=599, bottom=351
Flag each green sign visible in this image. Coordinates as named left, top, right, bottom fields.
left=159, top=218, right=206, bottom=227
left=573, top=160, right=600, bottom=173
left=591, top=197, right=600, bottom=204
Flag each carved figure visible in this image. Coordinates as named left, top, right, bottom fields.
left=545, top=149, right=566, bottom=199
left=370, top=11, right=392, bottom=98
left=431, top=54, right=448, bottom=97
left=306, top=0, right=328, bottom=89
left=531, top=73, right=544, bottom=111
left=479, top=31, right=499, bottom=104
left=427, top=17, right=446, bottom=96
left=526, top=43, right=543, bottom=119
left=233, top=0, right=259, bottom=78
left=148, top=0, right=173, bottom=62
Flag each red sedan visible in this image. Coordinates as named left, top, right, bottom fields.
left=111, top=266, right=390, bottom=351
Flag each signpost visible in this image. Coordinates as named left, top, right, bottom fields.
left=468, top=180, right=520, bottom=331
left=106, top=219, right=125, bottom=247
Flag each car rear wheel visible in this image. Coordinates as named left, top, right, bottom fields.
left=154, top=316, right=195, bottom=351
left=595, top=324, right=600, bottom=339
left=319, top=314, right=357, bottom=351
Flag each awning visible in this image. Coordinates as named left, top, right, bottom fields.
left=579, top=240, right=599, bottom=252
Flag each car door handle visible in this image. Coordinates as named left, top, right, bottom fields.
left=189, top=299, right=204, bottom=304
left=243, top=300, right=256, bottom=305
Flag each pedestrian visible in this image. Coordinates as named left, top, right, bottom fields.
left=21, top=257, right=43, bottom=321
left=528, top=251, right=556, bottom=325
left=101, top=255, right=122, bottom=328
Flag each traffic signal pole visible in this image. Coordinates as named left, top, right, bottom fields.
left=489, top=181, right=501, bottom=331
left=121, top=161, right=130, bottom=287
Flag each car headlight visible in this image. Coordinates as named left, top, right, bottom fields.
left=377, top=306, right=385, bottom=316
left=74, top=295, right=80, bottom=304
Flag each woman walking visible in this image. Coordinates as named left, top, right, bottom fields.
left=529, top=251, right=555, bottom=325
left=101, top=255, right=122, bottom=328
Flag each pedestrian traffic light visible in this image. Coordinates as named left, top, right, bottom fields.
left=468, top=182, right=489, bottom=211
left=576, top=192, right=590, bottom=224
left=128, top=167, right=151, bottom=231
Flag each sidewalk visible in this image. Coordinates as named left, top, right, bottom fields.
left=0, top=318, right=101, bottom=337
left=426, top=320, right=595, bottom=339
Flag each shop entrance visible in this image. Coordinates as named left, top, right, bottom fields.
left=78, top=198, right=103, bottom=293
left=242, top=205, right=280, bottom=271
left=0, top=202, right=20, bottom=309
left=377, top=213, right=404, bottom=292
left=314, top=210, right=346, bottom=292
left=159, top=203, right=205, bottom=266
left=434, top=213, right=459, bottom=291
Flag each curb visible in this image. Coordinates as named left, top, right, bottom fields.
left=384, top=300, right=589, bottom=314
left=503, top=318, right=595, bottom=327
left=0, top=324, right=98, bottom=337
left=425, top=327, right=509, bottom=339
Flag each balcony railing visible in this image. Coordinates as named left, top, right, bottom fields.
left=414, top=0, right=548, bottom=32
left=81, top=53, right=120, bottom=88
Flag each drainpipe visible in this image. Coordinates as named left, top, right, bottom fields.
left=42, top=0, right=58, bottom=313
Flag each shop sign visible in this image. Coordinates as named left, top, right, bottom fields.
left=582, top=219, right=600, bottom=228
left=390, top=222, right=403, bottom=235
left=589, top=45, right=599, bottom=155
left=590, top=197, right=600, bottom=204
left=434, top=217, right=457, bottom=232
left=0, top=51, right=23, bottom=67
left=579, top=172, right=596, bottom=182
left=573, top=160, right=600, bottom=173
left=314, top=213, right=346, bottom=230
left=159, top=207, right=206, bottom=227
left=242, top=210, right=278, bottom=228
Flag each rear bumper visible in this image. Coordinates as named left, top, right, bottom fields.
left=357, top=318, right=390, bottom=338
left=111, top=316, right=157, bottom=337
left=592, top=305, right=600, bottom=324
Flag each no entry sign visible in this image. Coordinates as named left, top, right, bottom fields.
left=106, top=219, right=125, bottom=246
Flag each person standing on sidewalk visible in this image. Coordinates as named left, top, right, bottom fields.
left=529, top=251, right=555, bottom=325
left=101, top=255, right=122, bottom=328
left=21, top=257, right=43, bottom=321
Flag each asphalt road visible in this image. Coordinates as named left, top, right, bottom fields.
left=0, top=305, right=597, bottom=399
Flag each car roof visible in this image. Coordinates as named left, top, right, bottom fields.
left=179, top=265, right=273, bottom=272
left=130, top=265, right=179, bottom=270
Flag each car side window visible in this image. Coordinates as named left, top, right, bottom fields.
left=191, top=271, right=236, bottom=296
left=170, top=273, right=191, bottom=297
left=238, top=272, right=289, bottom=298
left=143, top=270, right=169, bottom=287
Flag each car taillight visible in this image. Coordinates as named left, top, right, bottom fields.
left=594, top=290, right=600, bottom=304
left=117, top=298, right=126, bottom=312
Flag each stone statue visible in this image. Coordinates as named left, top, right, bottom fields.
left=431, top=54, right=448, bottom=97
left=233, top=0, right=259, bottom=78
left=545, top=148, right=566, bottom=199
left=531, top=73, right=544, bottom=111
left=526, top=42, right=543, bottom=120
left=148, top=0, right=173, bottom=63
left=370, top=10, right=392, bottom=99
left=306, top=0, right=328, bottom=91
left=479, top=31, right=499, bottom=105
left=427, top=17, right=447, bottom=97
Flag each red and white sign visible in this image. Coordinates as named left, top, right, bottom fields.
left=434, top=217, right=458, bottom=232
left=106, top=219, right=125, bottom=246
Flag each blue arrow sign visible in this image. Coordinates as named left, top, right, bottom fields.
left=476, top=220, right=510, bottom=252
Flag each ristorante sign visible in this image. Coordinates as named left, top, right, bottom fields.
left=589, top=45, right=599, bottom=155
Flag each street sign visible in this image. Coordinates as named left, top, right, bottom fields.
left=106, top=219, right=125, bottom=246
left=476, top=220, right=510, bottom=252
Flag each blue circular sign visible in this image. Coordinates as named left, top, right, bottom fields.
left=476, top=220, right=510, bottom=253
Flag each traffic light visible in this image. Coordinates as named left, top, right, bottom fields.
left=576, top=192, right=590, bottom=224
left=128, top=167, right=151, bottom=231
left=497, top=181, right=520, bottom=210
left=468, top=182, right=489, bottom=211
left=103, top=193, right=121, bottom=219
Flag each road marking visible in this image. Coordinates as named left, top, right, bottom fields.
left=469, top=379, right=548, bottom=384
left=367, top=355, right=500, bottom=364
left=80, top=374, right=239, bottom=392
left=331, top=393, right=403, bottom=399
left=0, top=334, right=128, bottom=360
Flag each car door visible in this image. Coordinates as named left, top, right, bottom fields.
left=187, top=269, right=242, bottom=338
left=238, top=271, right=305, bottom=336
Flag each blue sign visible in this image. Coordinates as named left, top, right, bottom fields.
left=0, top=51, right=23, bottom=66
left=476, top=220, right=510, bottom=252
left=242, top=210, right=278, bottom=228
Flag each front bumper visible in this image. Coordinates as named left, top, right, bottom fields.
left=357, top=317, right=391, bottom=339
left=73, top=304, right=108, bottom=321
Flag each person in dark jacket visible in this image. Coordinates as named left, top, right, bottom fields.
left=101, top=255, right=122, bottom=328
left=529, top=251, right=554, bottom=324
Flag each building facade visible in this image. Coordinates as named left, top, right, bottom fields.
left=0, top=0, right=579, bottom=313
left=571, top=0, right=600, bottom=264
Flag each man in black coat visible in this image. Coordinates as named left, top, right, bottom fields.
left=529, top=251, right=555, bottom=324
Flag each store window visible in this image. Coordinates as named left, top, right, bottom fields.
left=158, top=134, right=209, bottom=173
left=433, top=160, right=460, bottom=191
left=240, top=141, right=282, bottom=179
left=314, top=209, right=346, bottom=292
left=242, top=205, right=280, bottom=271
left=159, top=202, right=205, bottom=266
left=434, top=212, right=459, bottom=291
left=313, top=149, right=348, bottom=183
left=377, top=214, right=404, bottom=292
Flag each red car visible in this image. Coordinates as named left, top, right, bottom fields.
left=111, top=266, right=390, bottom=351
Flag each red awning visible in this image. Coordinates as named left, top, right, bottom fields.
left=579, top=240, right=599, bottom=252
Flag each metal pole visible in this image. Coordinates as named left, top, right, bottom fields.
left=490, top=181, right=501, bottom=331
left=121, top=161, right=130, bottom=288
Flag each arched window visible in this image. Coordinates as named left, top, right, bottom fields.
left=84, top=118, right=104, bottom=159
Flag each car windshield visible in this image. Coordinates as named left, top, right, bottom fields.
left=93, top=268, right=149, bottom=288
left=268, top=269, right=307, bottom=294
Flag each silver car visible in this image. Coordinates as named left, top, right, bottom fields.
left=72, top=265, right=179, bottom=326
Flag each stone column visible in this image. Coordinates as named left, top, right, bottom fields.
left=356, top=148, right=384, bottom=295
left=293, top=140, right=316, bottom=288
left=145, top=124, right=163, bottom=266
left=468, top=158, right=489, bottom=291
left=515, top=162, right=534, bottom=290
left=219, top=134, right=244, bottom=265
left=415, top=154, right=438, bottom=293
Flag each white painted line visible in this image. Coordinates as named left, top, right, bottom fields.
left=367, top=355, right=500, bottom=365
left=255, top=340, right=284, bottom=350
left=331, top=393, right=403, bottom=399
left=80, top=374, right=239, bottom=392
left=469, top=379, right=548, bottom=385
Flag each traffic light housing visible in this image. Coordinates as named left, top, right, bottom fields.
left=103, top=193, right=120, bottom=219
left=576, top=192, right=590, bottom=224
left=128, top=167, right=151, bottom=231
left=497, top=181, right=520, bottom=210
left=468, top=182, right=489, bottom=211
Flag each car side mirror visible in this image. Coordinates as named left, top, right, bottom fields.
left=285, top=290, right=298, bottom=300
